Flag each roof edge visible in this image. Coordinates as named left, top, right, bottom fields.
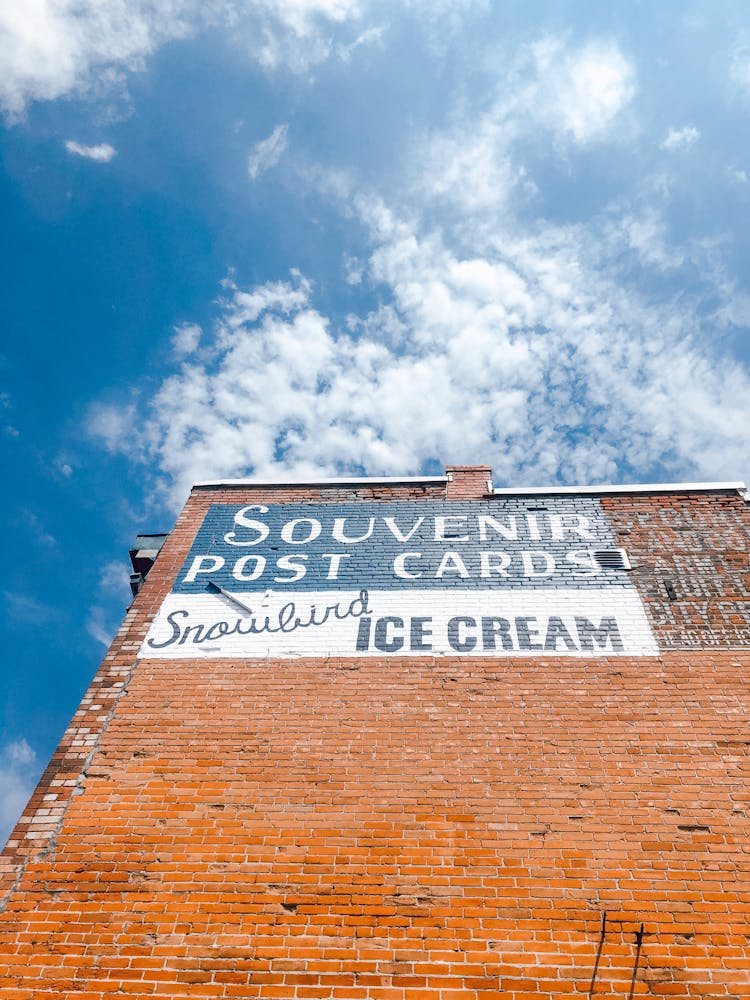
left=491, top=481, right=748, bottom=496
left=190, top=476, right=747, bottom=498
left=192, top=475, right=451, bottom=488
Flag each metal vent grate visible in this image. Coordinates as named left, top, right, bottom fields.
left=593, top=548, right=631, bottom=571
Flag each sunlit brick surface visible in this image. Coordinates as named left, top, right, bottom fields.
left=2, top=470, right=748, bottom=999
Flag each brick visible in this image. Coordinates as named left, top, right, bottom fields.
left=1, top=469, right=749, bottom=998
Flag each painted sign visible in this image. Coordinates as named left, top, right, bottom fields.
left=141, top=499, right=657, bottom=657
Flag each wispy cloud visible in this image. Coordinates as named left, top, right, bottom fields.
left=99, top=560, right=131, bottom=598
left=248, top=124, right=289, bottom=180
left=661, top=125, right=700, bottom=152
left=0, top=737, right=39, bottom=848
left=729, top=44, right=750, bottom=100
left=65, top=140, right=117, bottom=162
left=21, top=510, right=57, bottom=547
left=339, top=23, right=387, bottom=62
left=727, top=165, right=748, bottom=184
left=86, top=606, right=117, bottom=647
left=3, top=591, right=61, bottom=624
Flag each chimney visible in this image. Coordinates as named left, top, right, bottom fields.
left=445, top=464, right=493, bottom=499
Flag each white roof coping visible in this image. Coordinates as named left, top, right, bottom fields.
left=193, top=475, right=450, bottom=488
left=192, top=475, right=747, bottom=497
left=491, top=481, right=747, bottom=496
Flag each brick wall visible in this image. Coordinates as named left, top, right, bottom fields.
left=1, top=469, right=749, bottom=999
left=601, top=492, right=750, bottom=648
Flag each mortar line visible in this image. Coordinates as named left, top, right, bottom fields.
left=0, top=656, right=140, bottom=913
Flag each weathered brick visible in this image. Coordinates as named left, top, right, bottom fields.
left=1, top=468, right=748, bottom=998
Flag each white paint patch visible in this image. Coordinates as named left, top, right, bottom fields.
left=140, top=588, right=657, bottom=658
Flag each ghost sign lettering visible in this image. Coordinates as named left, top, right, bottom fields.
left=141, top=500, right=657, bottom=657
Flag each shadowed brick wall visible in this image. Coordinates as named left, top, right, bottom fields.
left=1, top=469, right=748, bottom=1000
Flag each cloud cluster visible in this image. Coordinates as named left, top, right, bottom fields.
left=661, top=125, right=700, bottom=152
left=0, top=0, right=363, bottom=115
left=86, top=28, right=749, bottom=505
left=91, top=200, right=750, bottom=506
left=411, top=37, right=634, bottom=221
left=531, top=37, right=635, bottom=143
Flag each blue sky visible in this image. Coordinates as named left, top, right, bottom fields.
left=2, top=0, right=750, bottom=842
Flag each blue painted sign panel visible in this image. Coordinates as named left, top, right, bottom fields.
left=172, top=499, right=629, bottom=593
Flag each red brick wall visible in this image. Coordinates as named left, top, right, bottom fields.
left=2, top=472, right=749, bottom=999
left=601, top=492, right=750, bottom=648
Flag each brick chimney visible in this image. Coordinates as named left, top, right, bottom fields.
left=445, top=464, right=493, bottom=499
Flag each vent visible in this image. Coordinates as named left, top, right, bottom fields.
left=593, top=548, right=631, bottom=571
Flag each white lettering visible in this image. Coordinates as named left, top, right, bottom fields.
left=548, top=514, right=595, bottom=541
left=224, top=505, right=270, bottom=547
left=384, top=516, right=425, bottom=543
left=233, top=555, right=267, bottom=582
left=321, top=553, right=350, bottom=579
left=436, top=551, right=470, bottom=578
left=526, top=514, right=542, bottom=541
left=480, top=552, right=511, bottom=577
left=565, top=549, right=600, bottom=577
left=184, top=555, right=225, bottom=582
left=394, top=552, right=422, bottom=579
left=478, top=514, right=518, bottom=541
left=273, top=554, right=308, bottom=582
left=521, top=551, right=555, bottom=577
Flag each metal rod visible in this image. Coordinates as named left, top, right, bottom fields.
left=207, top=579, right=255, bottom=615
left=588, top=911, right=607, bottom=998
left=627, top=923, right=645, bottom=1000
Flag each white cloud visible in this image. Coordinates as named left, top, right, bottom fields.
left=0, top=0, right=363, bottom=115
left=344, top=254, right=364, bottom=285
left=86, top=606, right=116, bottom=646
left=21, top=510, right=57, bottom=547
left=90, top=197, right=750, bottom=507
left=729, top=45, right=750, bottom=99
left=529, top=37, right=635, bottom=144
left=5, top=738, right=35, bottom=766
left=3, top=591, right=59, bottom=623
left=661, top=126, right=700, bottom=152
left=88, top=400, right=137, bottom=451
left=0, top=737, right=39, bottom=848
left=248, top=124, right=289, bottom=181
left=338, top=23, right=386, bottom=62
left=618, top=207, right=684, bottom=271
left=410, top=36, right=634, bottom=219
left=172, top=322, right=202, bottom=358
left=84, top=27, right=747, bottom=505
left=727, top=165, right=748, bottom=185
left=99, top=560, right=131, bottom=597
left=0, top=0, right=193, bottom=116
left=65, top=140, right=116, bottom=162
